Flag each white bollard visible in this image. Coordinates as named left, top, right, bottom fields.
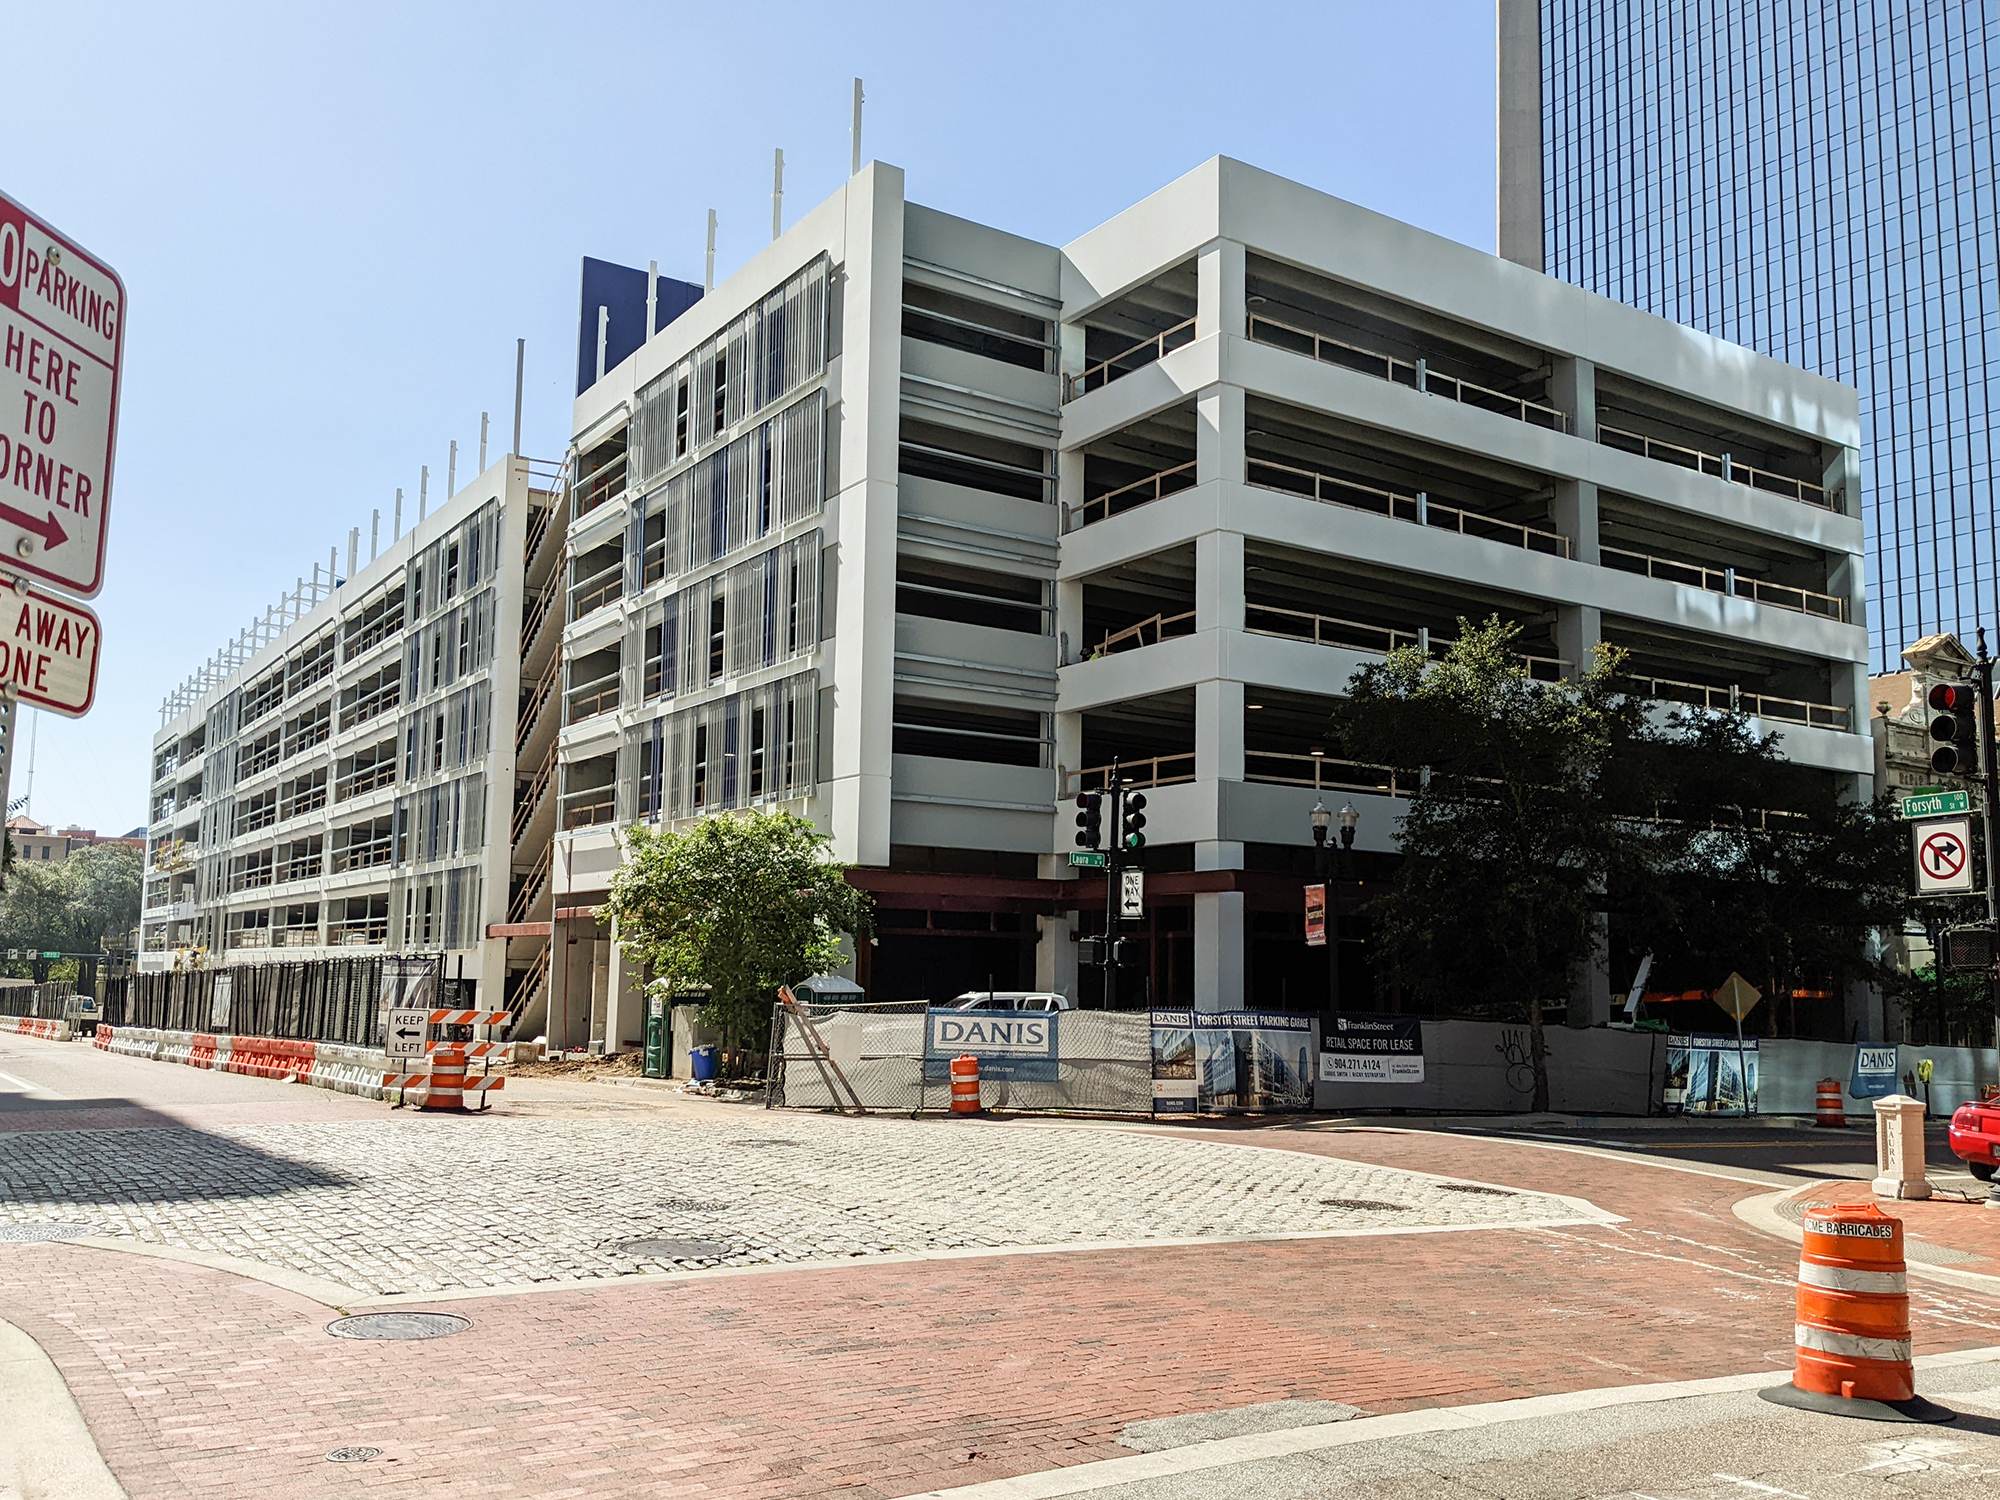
left=1872, top=1093, right=1931, bottom=1201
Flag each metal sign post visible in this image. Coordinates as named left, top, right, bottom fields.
left=1714, top=972, right=1763, bottom=1116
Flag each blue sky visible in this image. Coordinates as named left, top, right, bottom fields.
left=2, top=0, right=1495, bottom=835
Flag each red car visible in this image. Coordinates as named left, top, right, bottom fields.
left=1948, top=1101, right=2000, bottom=1181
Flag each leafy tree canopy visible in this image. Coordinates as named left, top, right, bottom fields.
left=604, top=810, right=871, bottom=1043
left=0, top=841, right=144, bottom=964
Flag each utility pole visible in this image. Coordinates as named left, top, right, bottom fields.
left=1976, top=630, right=2000, bottom=1073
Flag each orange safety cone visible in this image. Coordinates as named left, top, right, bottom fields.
left=948, top=1054, right=981, bottom=1115
left=418, top=1043, right=468, bottom=1112
left=1760, top=1201, right=1952, bottom=1422
left=1816, top=1078, right=1846, bottom=1128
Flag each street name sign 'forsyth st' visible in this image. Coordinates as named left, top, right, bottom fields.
left=0, top=191, right=123, bottom=599
left=0, top=583, right=99, bottom=716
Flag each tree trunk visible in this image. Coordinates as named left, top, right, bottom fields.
left=1528, top=990, right=1550, bottom=1113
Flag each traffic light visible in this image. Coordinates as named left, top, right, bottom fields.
left=1074, top=790, right=1103, bottom=849
left=1928, top=681, right=1980, bottom=776
left=1120, top=789, right=1147, bottom=851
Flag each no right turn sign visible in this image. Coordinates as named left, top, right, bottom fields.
left=1914, top=816, right=1976, bottom=895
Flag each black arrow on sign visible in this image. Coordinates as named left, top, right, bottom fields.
left=395, top=1027, right=423, bottom=1039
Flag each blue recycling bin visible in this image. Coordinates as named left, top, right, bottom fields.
left=690, top=1044, right=718, bottom=1081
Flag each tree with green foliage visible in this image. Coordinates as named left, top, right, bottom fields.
left=1334, top=617, right=1650, bottom=1110
left=0, top=841, right=144, bottom=975
left=1615, top=709, right=1910, bottom=1031
left=604, top=809, right=871, bottom=1045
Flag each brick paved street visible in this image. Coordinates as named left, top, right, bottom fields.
left=9, top=1043, right=2000, bottom=1499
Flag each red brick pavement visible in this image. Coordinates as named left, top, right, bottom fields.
left=7, top=1124, right=2000, bottom=1500
left=1797, top=1175, right=2000, bottom=1276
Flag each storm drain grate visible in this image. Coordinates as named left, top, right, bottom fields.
left=615, top=1237, right=731, bottom=1260
left=325, top=1313, right=471, bottom=1341
left=325, top=1447, right=381, bottom=1464
left=658, top=1199, right=728, bottom=1213
left=0, top=1223, right=97, bottom=1241
left=728, top=1138, right=798, bottom=1148
left=1436, top=1183, right=1515, bottom=1197
left=1318, top=1199, right=1410, bottom=1212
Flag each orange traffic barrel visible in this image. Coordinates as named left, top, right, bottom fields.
left=1761, top=1201, right=1951, bottom=1423
left=420, top=1043, right=467, bottom=1112
left=1816, top=1078, right=1846, bottom=1128
left=949, top=1054, right=981, bottom=1115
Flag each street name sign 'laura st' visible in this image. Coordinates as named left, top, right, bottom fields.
left=0, top=191, right=123, bottom=599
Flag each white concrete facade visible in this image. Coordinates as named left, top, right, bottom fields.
left=141, top=456, right=553, bottom=1004
left=557, top=156, right=1867, bottom=1038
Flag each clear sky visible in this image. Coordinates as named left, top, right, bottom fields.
left=2, top=0, right=1496, bottom=836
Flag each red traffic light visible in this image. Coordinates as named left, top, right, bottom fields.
left=1930, top=683, right=1974, bottom=712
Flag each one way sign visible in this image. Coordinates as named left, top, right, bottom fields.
left=385, top=1009, right=430, bottom=1059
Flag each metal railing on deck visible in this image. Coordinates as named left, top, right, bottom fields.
left=568, top=560, right=623, bottom=622
left=1245, top=750, right=1412, bottom=797
left=1598, top=545, right=1847, bottom=622
left=1247, top=314, right=1568, bottom=432
left=1093, top=610, right=1197, bottom=657
left=1064, top=319, right=1198, bottom=400
left=1595, top=423, right=1838, bottom=510
left=1625, top=675, right=1851, bottom=730
left=565, top=672, right=621, bottom=725
left=562, top=790, right=618, bottom=829
left=1070, top=460, right=1198, bottom=529
left=512, top=747, right=556, bottom=847
left=572, top=452, right=629, bottom=518
left=1068, top=754, right=1197, bottom=793
left=516, top=655, right=559, bottom=752
left=1246, top=457, right=1571, bottom=557
left=1242, top=605, right=1567, bottom=680
left=509, top=843, right=551, bottom=924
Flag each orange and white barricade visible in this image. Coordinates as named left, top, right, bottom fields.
left=384, top=1009, right=509, bottom=1112
left=1761, top=1201, right=1952, bottom=1422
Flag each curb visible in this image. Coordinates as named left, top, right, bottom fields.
left=891, top=1347, right=2000, bottom=1500
left=0, top=1316, right=125, bottom=1499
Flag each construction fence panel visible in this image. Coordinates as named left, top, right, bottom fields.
left=126, top=959, right=386, bottom=1047
left=769, top=1004, right=1154, bottom=1115
left=0, top=982, right=77, bottom=1020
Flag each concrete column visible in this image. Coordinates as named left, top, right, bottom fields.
left=603, top=919, right=644, bottom=1054
left=1196, top=384, right=1245, bottom=490
left=588, top=936, right=611, bottom=1047
left=1550, top=356, right=1595, bottom=441
left=1057, top=446, right=1085, bottom=545
left=1035, top=911, right=1078, bottom=996
left=1568, top=919, right=1611, bottom=1029
left=1195, top=531, right=1246, bottom=634
left=1846, top=978, right=1886, bottom=1045
left=1194, top=888, right=1246, bottom=1012
left=1555, top=604, right=1602, bottom=683
left=1196, top=679, right=1245, bottom=784
left=1196, top=238, right=1246, bottom=342
left=1551, top=479, right=1600, bottom=566
left=826, top=162, right=907, bottom=869
left=1497, top=0, right=1544, bottom=271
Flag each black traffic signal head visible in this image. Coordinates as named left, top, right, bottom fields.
left=1928, top=681, right=1980, bottom=776
left=1121, top=789, right=1148, bottom=851
left=1076, top=935, right=1107, bottom=967
left=1074, top=790, right=1103, bottom=848
left=1112, top=936, right=1145, bottom=967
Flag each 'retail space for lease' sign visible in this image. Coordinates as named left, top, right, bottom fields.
left=0, top=582, right=99, bottom=716
left=0, top=189, right=124, bottom=599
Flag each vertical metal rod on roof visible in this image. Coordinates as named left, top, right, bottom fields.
left=851, top=79, right=864, bottom=175
left=595, top=305, right=609, bottom=382
left=394, top=488, right=403, bottom=541
left=329, top=546, right=338, bottom=586
left=512, top=340, right=525, bottom=457
left=419, top=466, right=429, bottom=523
left=705, top=211, right=717, bottom=292
left=646, top=261, right=658, bottom=343
left=479, top=412, right=489, bottom=471
left=448, top=440, right=457, bottom=498
left=370, top=509, right=380, bottom=561
left=348, top=529, right=359, bottom=581
left=771, top=149, right=784, bottom=241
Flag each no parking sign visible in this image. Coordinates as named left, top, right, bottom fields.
left=1913, top=816, right=1975, bottom=895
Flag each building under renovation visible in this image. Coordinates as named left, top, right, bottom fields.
left=539, top=154, right=1869, bottom=1050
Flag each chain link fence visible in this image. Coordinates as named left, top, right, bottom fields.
left=768, top=1002, right=1153, bottom=1115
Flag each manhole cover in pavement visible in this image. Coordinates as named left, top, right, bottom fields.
left=728, top=1138, right=797, bottom=1148
left=0, top=1223, right=97, bottom=1241
left=658, top=1198, right=728, bottom=1213
left=325, top=1313, right=471, bottom=1341
left=1319, top=1198, right=1410, bottom=1212
left=1436, top=1182, right=1514, bottom=1196
left=615, top=1237, right=731, bottom=1260
left=325, top=1447, right=381, bottom=1463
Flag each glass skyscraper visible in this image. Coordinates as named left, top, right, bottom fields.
left=1502, top=1, right=2000, bottom=670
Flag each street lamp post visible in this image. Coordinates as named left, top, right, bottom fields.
left=1310, top=801, right=1361, bottom=1019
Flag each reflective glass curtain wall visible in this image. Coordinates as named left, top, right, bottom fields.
left=1541, top=1, right=2000, bottom=669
